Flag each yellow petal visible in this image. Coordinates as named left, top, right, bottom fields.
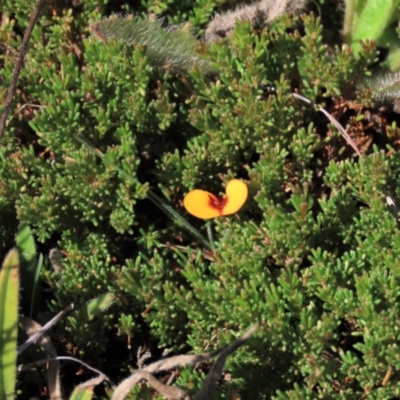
left=183, top=189, right=222, bottom=219
left=183, top=179, right=248, bottom=219
left=222, top=179, right=248, bottom=216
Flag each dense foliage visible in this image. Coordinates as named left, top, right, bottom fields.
left=2, top=0, right=400, bottom=398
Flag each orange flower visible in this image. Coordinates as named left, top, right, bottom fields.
left=183, top=179, right=248, bottom=219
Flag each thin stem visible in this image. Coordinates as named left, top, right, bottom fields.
left=342, top=0, right=356, bottom=44
left=0, top=0, right=46, bottom=141
left=206, top=223, right=216, bottom=252
left=291, top=92, right=361, bottom=157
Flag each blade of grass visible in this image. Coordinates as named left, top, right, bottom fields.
left=147, top=190, right=211, bottom=248
left=74, top=134, right=211, bottom=249
left=0, top=248, right=19, bottom=400
left=16, top=222, right=40, bottom=318
left=30, top=253, right=43, bottom=318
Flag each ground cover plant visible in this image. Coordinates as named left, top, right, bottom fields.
left=2, top=0, right=400, bottom=398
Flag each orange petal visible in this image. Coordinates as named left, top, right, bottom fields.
left=183, top=179, right=248, bottom=219
left=183, top=189, right=222, bottom=219
left=221, top=179, right=248, bottom=216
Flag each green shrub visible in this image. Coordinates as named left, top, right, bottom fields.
left=2, top=0, right=400, bottom=398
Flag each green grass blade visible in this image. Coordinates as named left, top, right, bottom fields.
left=0, top=248, right=20, bottom=400
left=147, top=190, right=211, bottom=249
left=75, top=134, right=211, bottom=249
left=30, top=253, right=43, bottom=318
left=352, top=0, right=400, bottom=52
left=16, top=222, right=40, bottom=317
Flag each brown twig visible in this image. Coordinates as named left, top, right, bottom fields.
left=291, top=92, right=362, bottom=157
left=0, top=0, right=46, bottom=141
left=111, top=322, right=259, bottom=400
left=18, top=356, right=108, bottom=380
left=17, top=303, right=74, bottom=355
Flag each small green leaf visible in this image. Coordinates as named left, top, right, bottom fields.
left=84, top=293, right=116, bottom=320
left=69, top=375, right=106, bottom=400
left=69, top=386, right=94, bottom=400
